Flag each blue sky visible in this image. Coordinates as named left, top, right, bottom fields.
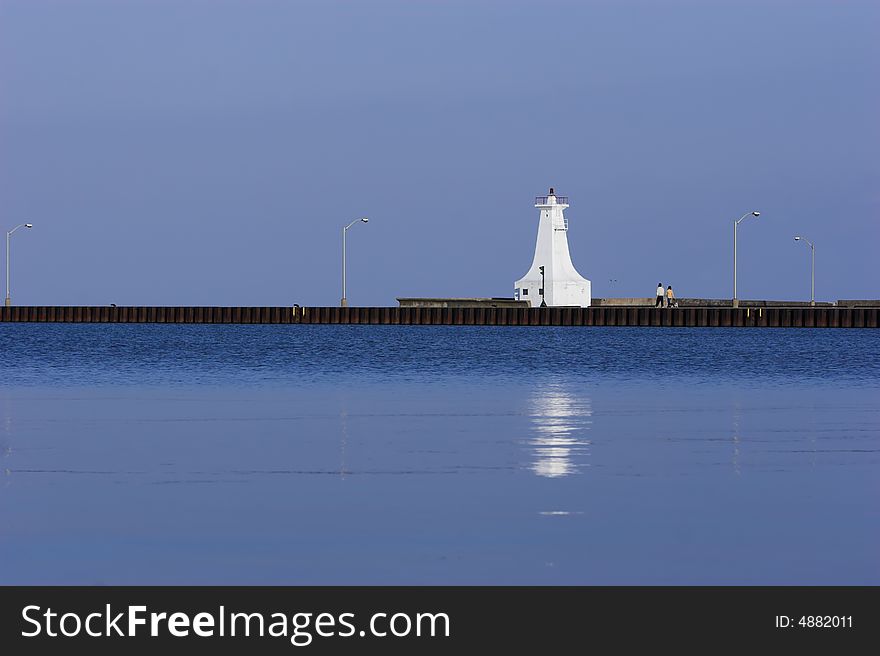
left=1, top=0, right=877, bottom=306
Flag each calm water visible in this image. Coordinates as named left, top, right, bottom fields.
left=1, top=325, right=878, bottom=584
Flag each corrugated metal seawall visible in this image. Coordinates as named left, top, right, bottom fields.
left=0, top=306, right=877, bottom=327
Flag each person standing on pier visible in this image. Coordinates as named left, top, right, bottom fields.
left=656, top=283, right=665, bottom=307
left=666, top=285, right=676, bottom=308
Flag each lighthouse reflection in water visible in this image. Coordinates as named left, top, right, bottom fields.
left=527, top=386, right=592, bottom=478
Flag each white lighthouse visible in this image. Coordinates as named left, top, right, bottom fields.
left=515, top=188, right=591, bottom=307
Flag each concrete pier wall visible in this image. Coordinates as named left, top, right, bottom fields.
left=592, top=297, right=840, bottom=308
left=0, top=306, right=877, bottom=327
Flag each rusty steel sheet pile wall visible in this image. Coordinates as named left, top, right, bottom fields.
left=0, top=306, right=877, bottom=328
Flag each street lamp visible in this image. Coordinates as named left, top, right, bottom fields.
left=341, top=217, right=368, bottom=307
left=539, top=265, right=547, bottom=307
left=733, top=211, right=760, bottom=308
left=794, top=236, right=815, bottom=306
left=5, top=223, right=33, bottom=307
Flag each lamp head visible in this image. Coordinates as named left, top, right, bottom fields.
left=25, top=223, right=33, bottom=228
left=361, top=218, right=369, bottom=223
left=794, top=236, right=801, bottom=241
left=751, top=211, right=760, bottom=217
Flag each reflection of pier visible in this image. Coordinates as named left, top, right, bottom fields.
left=528, top=388, right=592, bottom=478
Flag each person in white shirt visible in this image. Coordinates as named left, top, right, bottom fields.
left=655, top=283, right=665, bottom=307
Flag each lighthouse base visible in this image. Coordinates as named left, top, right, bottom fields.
left=514, top=278, right=591, bottom=308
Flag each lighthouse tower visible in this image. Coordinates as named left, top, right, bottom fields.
left=514, top=188, right=591, bottom=307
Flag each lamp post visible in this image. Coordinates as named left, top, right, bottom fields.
left=341, top=217, right=368, bottom=307
left=794, top=236, right=815, bottom=306
left=539, top=265, right=547, bottom=307
left=733, top=211, right=760, bottom=308
left=5, top=223, right=33, bottom=307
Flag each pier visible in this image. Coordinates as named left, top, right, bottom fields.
left=1, top=305, right=877, bottom=327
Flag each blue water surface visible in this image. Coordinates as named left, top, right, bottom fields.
left=1, top=325, right=878, bottom=584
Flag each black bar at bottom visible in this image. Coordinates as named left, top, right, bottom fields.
left=0, top=586, right=875, bottom=653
